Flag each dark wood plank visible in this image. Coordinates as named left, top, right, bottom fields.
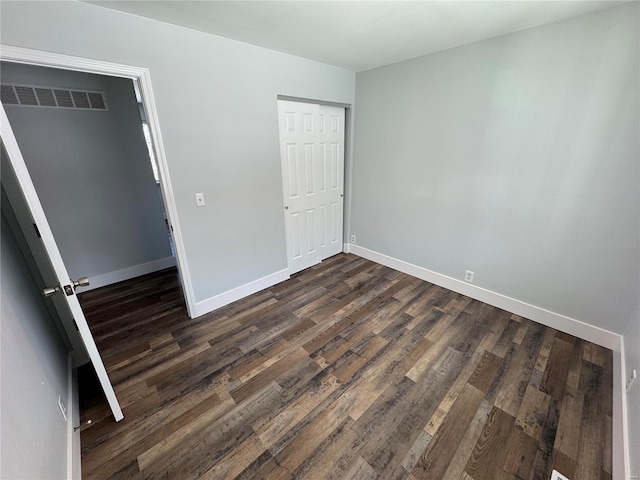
left=540, top=336, right=574, bottom=400
left=464, top=406, right=515, bottom=480
left=411, top=384, right=485, bottom=480
left=501, top=427, right=538, bottom=479
left=468, top=350, right=503, bottom=393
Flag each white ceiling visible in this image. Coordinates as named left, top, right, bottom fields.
left=86, top=1, right=626, bottom=72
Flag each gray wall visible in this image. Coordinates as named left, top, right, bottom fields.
left=2, top=62, right=172, bottom=286
left=351, top=4, right=639, bottom=334
left=1, top=212, right=69, bottom=480
left=0, top=1, right=356, bottom=305
left=624, top=303, right=640, bottom=477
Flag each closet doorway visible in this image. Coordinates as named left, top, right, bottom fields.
left=277, top=100, right=345, bottom=274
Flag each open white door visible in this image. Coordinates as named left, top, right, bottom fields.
left=0, top=104, right=123, bottom=422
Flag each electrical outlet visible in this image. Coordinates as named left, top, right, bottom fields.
left=464, top=270, right=474, bottom=283
left=58, top=394, right=68, bottom=422
left=350, top=235, right=356, bottom=244
left=627, top=368, right=637, bottom=391
left=195, top=192, right=205, bottom=207
left=550, top=470, right=570, bottom=480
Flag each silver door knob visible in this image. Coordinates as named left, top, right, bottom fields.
left=73, top=277, right=90, bottom=288
left=43, top=284, right=62, bottom=297
left=43, top=277, right=89, bottom=297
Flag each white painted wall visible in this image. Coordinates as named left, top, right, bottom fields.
left=1, top=211, right=69, bottom=479
left=624, top=303, right=640, bottom=478
left=0, top=1, right=356, bottom=308
left=2, top=62, right=173, bottom=288
left=351, top=4, right=639, bottom=334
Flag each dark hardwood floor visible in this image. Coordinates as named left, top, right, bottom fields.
left=77, top=253, right=612, bottom=480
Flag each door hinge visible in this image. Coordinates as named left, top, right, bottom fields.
left=33, top=223, right=41, bottom=238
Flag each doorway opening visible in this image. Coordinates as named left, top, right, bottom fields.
left=1, top=61, right=178, bottom=292
left=0, top=47, right=193, bottom=423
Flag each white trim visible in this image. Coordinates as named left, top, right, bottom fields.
left=136, top=63, right=195, bottom=317
left=75, top=256, right=176, bottom=292
left=349, top=244, right=629, bottom=477
left=193, top=269, right=290, bottom=318
left=0, top=45, right=145, bottom=77
left=343, top=107, right=355, bottom=263
left=615, top=344, right=630, bottom=480
left=0, top=44, right=197, bottom=318
left=67, top=356, right=81, bottom=480
left=350, top=244, right=619, bottom=349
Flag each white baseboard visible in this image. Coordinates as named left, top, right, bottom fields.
left=75, top=256, right=177, bottom=292
left=343, top=242, right=351, bottom=254
left=349, top=245, right=619, bottom=349
left=349, top=244, right=628, bottom=478
left=193, top=268, right=290, bottom=318
left=67, top=355, right=81, bottom=480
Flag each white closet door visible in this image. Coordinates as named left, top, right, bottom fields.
left=317, top=105, right=344, bottom=260
left=278, top=100, right=345, bottom=275
left=278, top=100, right=321, bottom=274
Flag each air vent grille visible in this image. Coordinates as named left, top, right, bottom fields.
left=35, top=88, right=56, bottom=107
left=1, top=85, right=18, bottom=104
left=87, top=92, right=106, bottom=110
left=71, top=91, right=90, bottom=109
left=1, top=83, right=108, bottom=111
left=15, top=86, right=38, bottom=105
left=54, top=89, right=74, bottom=108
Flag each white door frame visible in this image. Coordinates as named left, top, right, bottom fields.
left=0, top=44, right=196, bottom=317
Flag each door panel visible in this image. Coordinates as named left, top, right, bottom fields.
left=278, top=101, right=344, bottom=274
left=278, top=101, right=320, bottom=274
left=304, top=143, right=314, bottom=195
left=330, top=143, right=340, bottom=189
left=286, top=144, right=299, bottom=198
left=319, top=142, right=327, bottom=192
left=0, top=104, right=123, bottom=422
left=318, top=105, right=344, bottom=259
left=290, top=211, right=302, bottom=260
left=307, top=208, right=317, bottom=254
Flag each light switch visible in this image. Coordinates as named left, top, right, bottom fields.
left=195, top=192, right=205, bottom=207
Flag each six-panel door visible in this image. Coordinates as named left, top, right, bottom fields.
left=278, top=100, right=345, bottom=274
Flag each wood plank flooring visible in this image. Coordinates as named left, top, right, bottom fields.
left=77, top=253, right=612, bottom=480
